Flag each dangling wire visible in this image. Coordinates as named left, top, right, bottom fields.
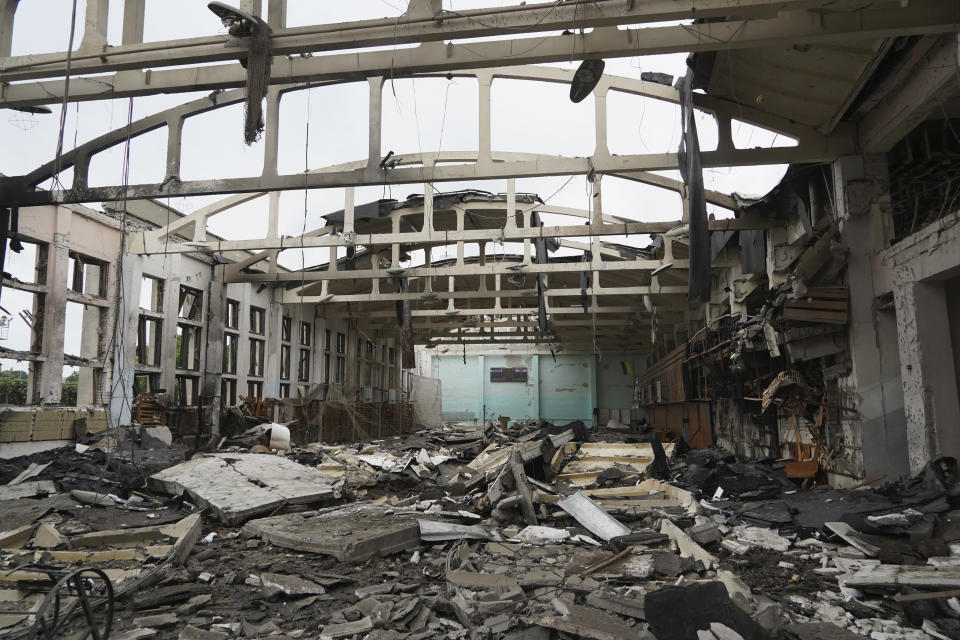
left=51, top=0, right=80, bottom=191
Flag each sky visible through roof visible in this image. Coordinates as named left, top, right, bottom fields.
left=0, top=0, right=790, bottom=374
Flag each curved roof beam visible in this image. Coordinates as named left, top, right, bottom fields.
left=3, top=65, right=849, bottom=207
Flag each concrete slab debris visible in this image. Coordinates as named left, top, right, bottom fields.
left=243, top=504, right=420, bottom=563
left=319, top=616, right=374, bottom=638
left=418, top=519, right=502, bottom=542
left=260, top=572, right=327, bottom=596
left=557, top=491, right=630, bottom=541
left=0, top=480, right=56, bottom=501
left=515, top=525, right=570, bottom=544
left=6, top=462, right=51, bottom=485
left=149, top=453, right=337, bottom=524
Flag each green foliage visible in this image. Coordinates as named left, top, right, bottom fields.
left=0, top=369, right=28, bottom=405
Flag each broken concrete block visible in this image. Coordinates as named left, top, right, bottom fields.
left=149, top=453, right=337, bottom=525
left=260, top=572, right=326, bottom=596
left=731, top=525, right=790, bottom=552
left=241, top=619, right=279, bottom=637
left=721, top=539, right=753, bottom=556
left=70, top=489, right=115, bottom=506
left=132, top=584, right=210, bottom=609
left=32, top=523, right=64, bottom=549
left=526, top=602, right=638, bottom=639
left=320, top=616, right=374, bottom=638
left=515, top=525, right=570, bottom=544
left=211, top=622, right=241, bottom=635
left=0, top=480, right=56, bottom=502
left=112, top=629, right=158, bottom=640
left=133, top=613, right=178, bottom=628
left=585, top=591, right=645, bottom=619
left=447, top=570, right=520, bottom=590
left=179, top=625, right=227, bottom=640
left=519, top=568, right=564, bottom=588
left=418, top=519, right=501, bottom=542
left=651, top=550, right=697, bottom=577
left=177, top=594, right=212, bottom=616
left=557, top=491, right=630, bottom=541
left=661, top=519, right=717, bottom=569
left=243, top=505, right=420, bottom=563
left=687, top=522, right=723, bottom=546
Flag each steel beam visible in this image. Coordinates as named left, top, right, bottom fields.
left=0, top=0, right=950, bottom=107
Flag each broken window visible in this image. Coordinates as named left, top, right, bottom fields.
left=223, top=332, right=238, bottom=374
left=249, top=338, right=265, bottom=377
left=225, top=299, right=239, bottom=329
left=298, top=348, right=310, bottom=382
left=136, top=316, right=162, bottom=366
left=5, top=239, right=44, bottom=285
left=140, top=276, right=164, bottom=312
left=221, top=377, right=237, bottom=406
left=134, top=372, right=160, bottom=396
left=176, top=324, right=202, bottom=371
left=247, top=380, right=263, bottom=398
left=178, top=286, right=203, bottom=320
left=300, top=322, right=312, bottom=346
left=62, top=365, right=100, bottom=407
left=67, top=253, right=107, bottom=297
left=250, top=306, right=265, bottom=335
left=64, top=300, right=101, bottom=358
left=279, top=383, right=290, bottom=398
left=281, top=316, right=292, bottom=342
left=174, top=374, right=199, bottom=406
left=280, top=344, right=291, bottom=380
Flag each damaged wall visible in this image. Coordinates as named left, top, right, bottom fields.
left=882, top=208, right=960, bottom=474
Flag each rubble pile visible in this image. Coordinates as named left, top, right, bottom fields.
left=3, top=422, right=960, bottom=639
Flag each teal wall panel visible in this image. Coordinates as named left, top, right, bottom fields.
left=434, top=352, right=643, bottom=427
left=433, top=355, right=483, bottom=421
left=538, top=355, right=594, bottom=425
left=482, top=354, right=539, bottom=422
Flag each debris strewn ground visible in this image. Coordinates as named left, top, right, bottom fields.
left=3, top=421, right=960, bottom=640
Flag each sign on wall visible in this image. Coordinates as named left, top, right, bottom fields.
left=490, top=367, right=528, bottom=383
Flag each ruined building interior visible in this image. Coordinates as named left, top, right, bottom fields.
left=2, top=1, right=960, bottom=639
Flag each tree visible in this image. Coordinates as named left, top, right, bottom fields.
left=61, top=370, right=79, bottom=406
left=0, top=369, right=28, bottom=405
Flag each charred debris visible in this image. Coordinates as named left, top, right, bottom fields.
left=3, top=420, right=960, bottom=640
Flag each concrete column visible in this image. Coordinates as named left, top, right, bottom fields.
left=38, top=208, right=71, bottom=404
left=203, top=271, right=226, bottom=434
left=121, top=0, right=145, bottom=45
left=76, top=267, right=102, bottom=406
left=80, top=0, right=109, bottom=51
left=159, top=256, right=181, bottom=396
left=477, top=72, right=493, bottom=166
left=267, top=0, right=287, bottom=28
left=264, top=299, right=283, bottom=397
left=0, top=0, right=20, bottom=57
left=895, top=281, right=960, bottom=472
left=109, top=254, right=142, bottom=427
left=833, top=154, right=909, bottom=480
